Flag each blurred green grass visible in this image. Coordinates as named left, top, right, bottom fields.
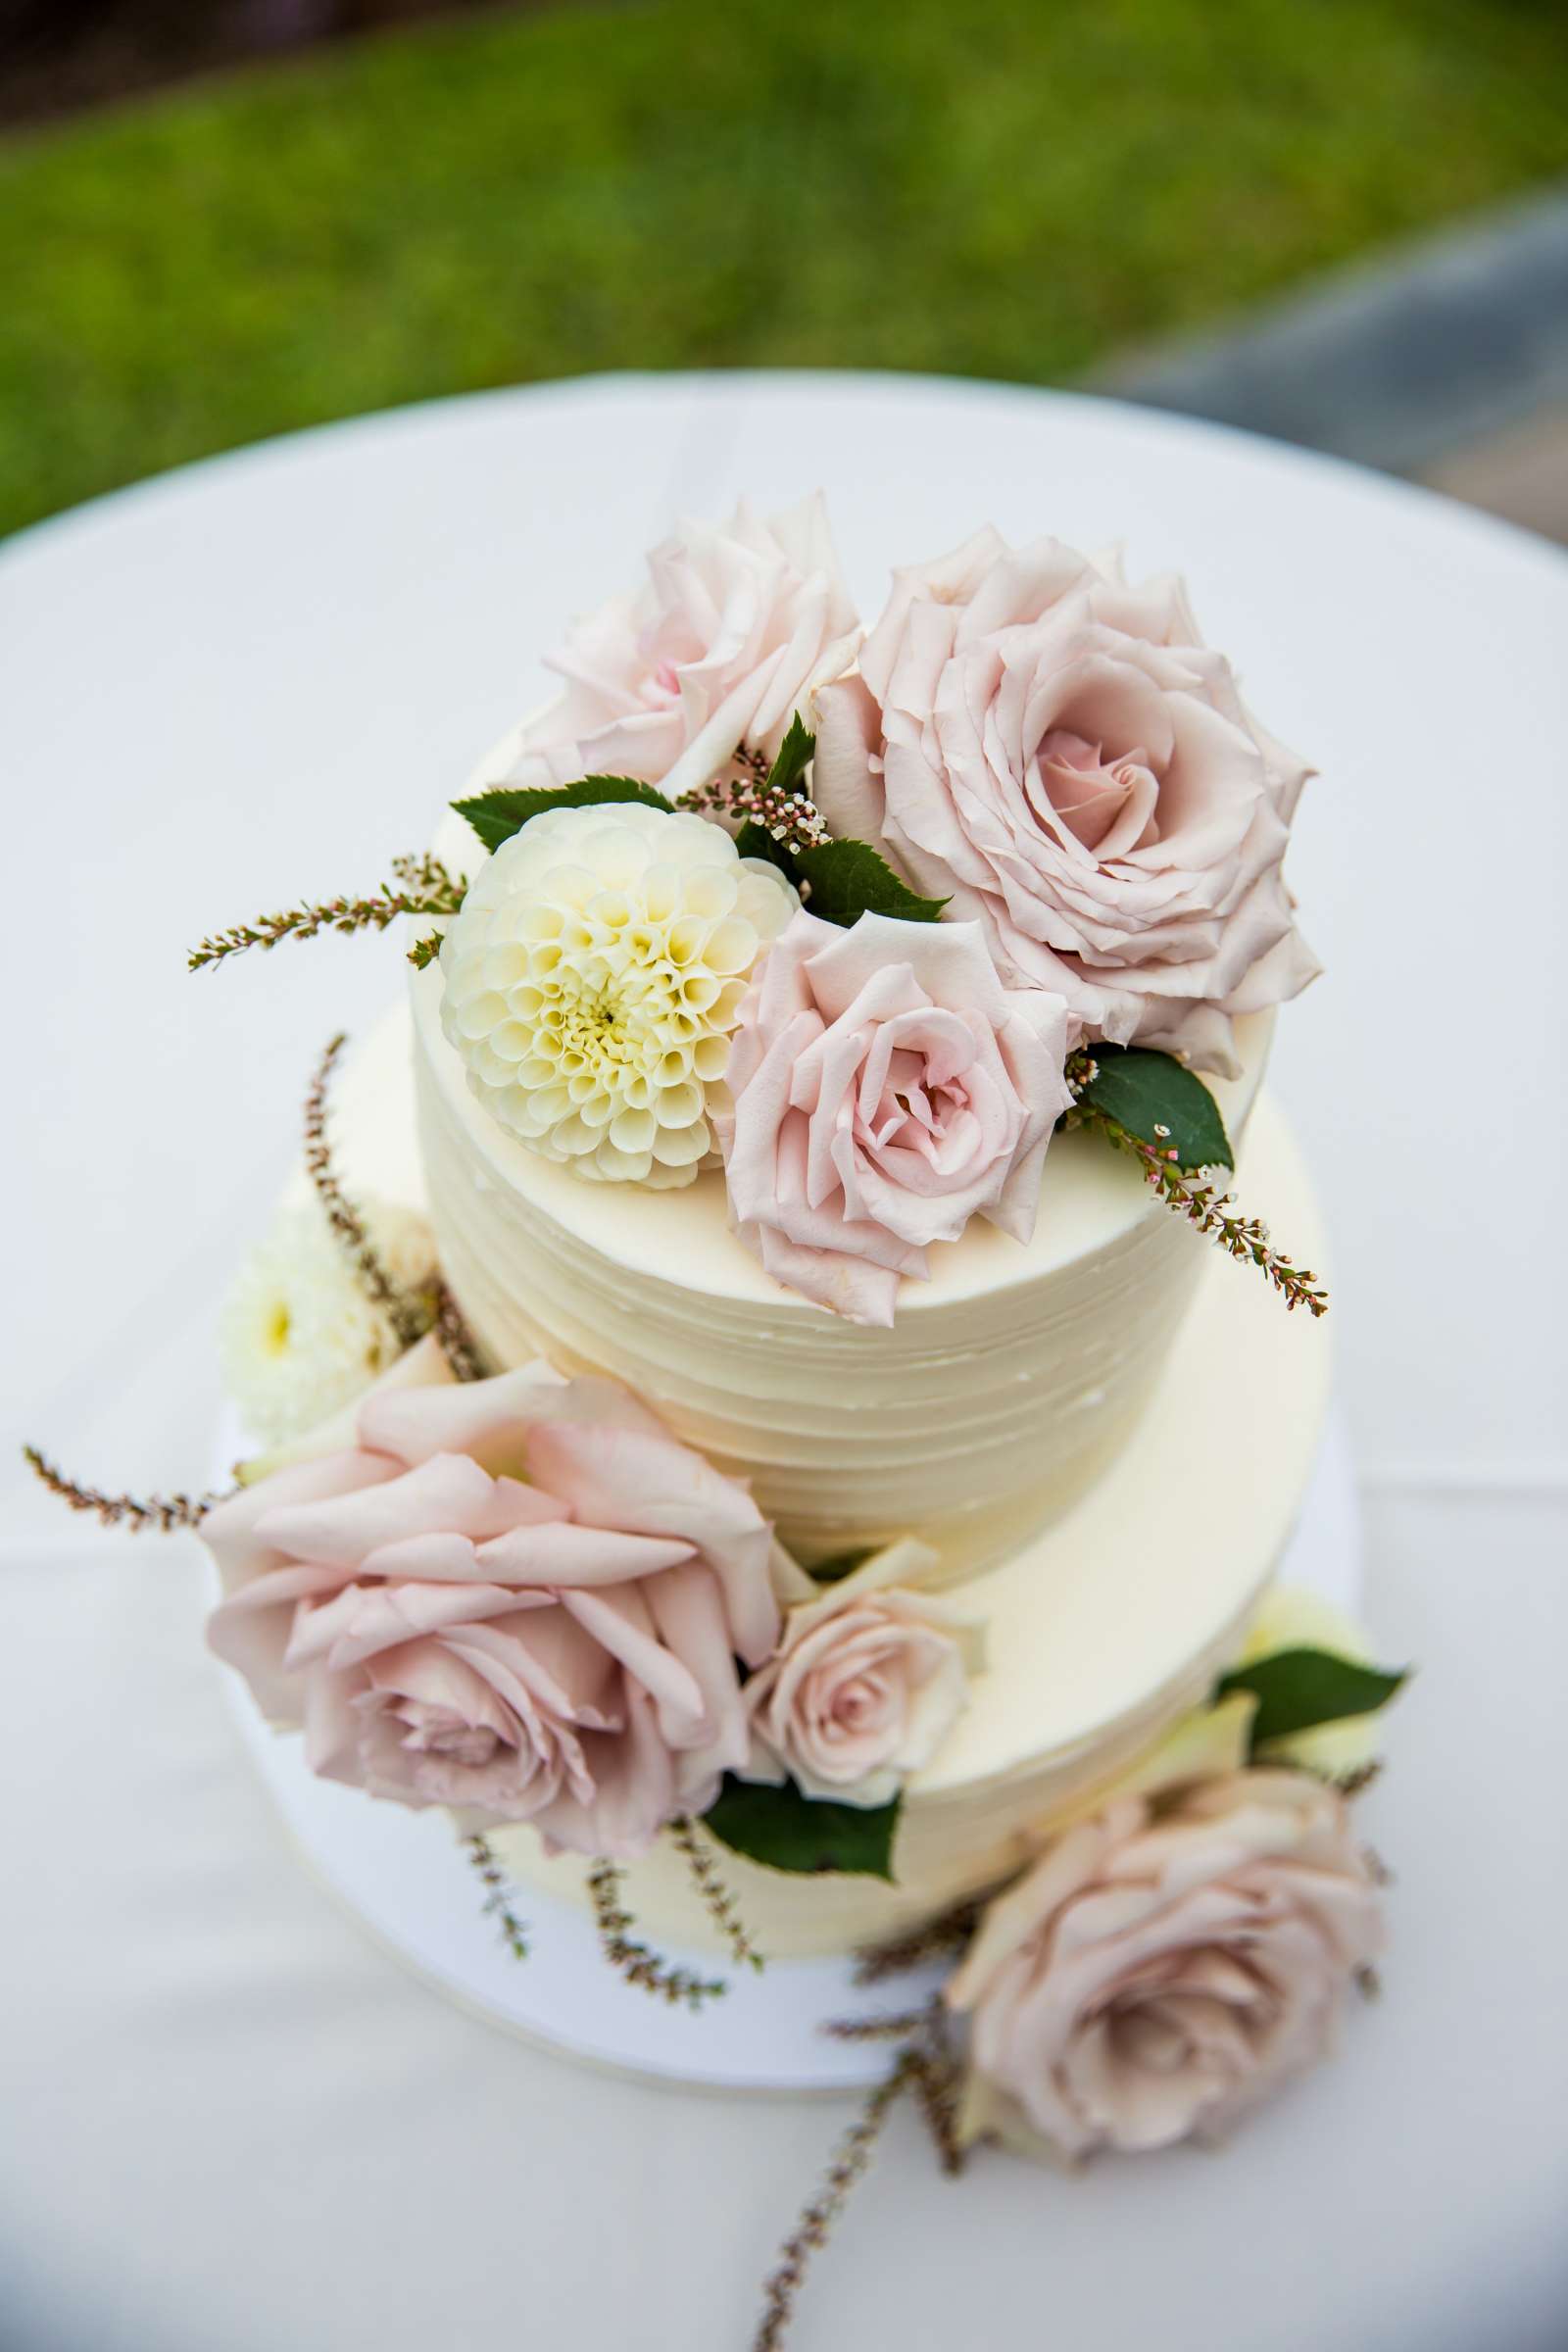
left=4, top=0, right=1568, bottom=539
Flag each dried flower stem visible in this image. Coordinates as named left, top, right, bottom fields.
left=1078, top=1105, right=1329, bottom=1317
left=586, top=1859, right=726, bottom=2009
left=755, top=2052, right=919, bottom=2352
left=827, top=1996, right=967, bottom=2172
left=853, top=1900, right=980, bottom=1985
left=464, top=1832, right=529, bottom=1962
left=433, top=1280, right=487, bottom=1384
left=907, top=2022, right=966, bottom=2177
left=22, top=1445, right=228, bottom=1532
left=667, top=1815, right=765, bottom=1973
left=1363, top=1843, right=1396, bottom=1888
left=677, top=745, right=830, bottom=855
left=303, top=1033, right=431, bottom=1349
left=762, top=2000, right=963, bottom=2344
left=189, top=853, right=464, bottom=971
left=824, top=2008, right=934, bottom=2043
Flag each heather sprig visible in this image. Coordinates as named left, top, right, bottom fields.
left=586, top=1858, right=726, bottom=2009
left=464, top=1832, right=529, bottom=1963
left=755, top=2053, right=919, bottom=2352
left=302, top=1033, right=433, bottom=1349
left=852, top=1900, right=981, bottom=1986
left=1067, top=1051, right=1328, bottom=1317
left=1107, top=1122, right=1329, bottom=1316
left=758, top=1996, right=964, bottom=2345
left=188, top=852, right=464, bottom=971
left=433, top=1279, right=487, bottom=1384
left=667, top=1814, right=765, bottom=1973
left=22, top=1446, right=229, bottom=1531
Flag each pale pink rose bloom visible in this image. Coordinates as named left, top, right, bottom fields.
left=947, top=1770, right=1384, bottom=2160
left=812, top=527, right=1318, bottom=1076
left=714, top=908, right=1073, bottom=1325
left=742, top=1540, right=984, bottom=1807
left=501, top=493, right=860, bottom=802
left=204, top=1338, right=779, bottom=1859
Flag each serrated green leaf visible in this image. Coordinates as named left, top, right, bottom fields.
left=764, top=712, right=815, bottom=798
left=702, top=1774, right=902, bottom=1879
left=453, top=774, right=669, bottom=853
left=1080, top=1046, right=1233, bottom=1172
left=794, top=839, right=947, bottom=929
left=1214, top=1648, right=1408, bottom=1752
left=734, top=817, right=799, bottom=881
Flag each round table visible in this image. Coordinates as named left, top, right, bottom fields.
left=4, top=373, right=1565, bottom=2352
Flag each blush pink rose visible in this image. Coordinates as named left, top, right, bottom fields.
left=713, top=909, right=1073, bottom=1325
left=501, top=493, right=860, bottom=803
left=742, top=1539, right=983, bottom=1807
left=204, top=1338, right=780, bottom=1859
left=811, top=528, right=1318, bottom=1076
left=946, top=1770, right=1384, bottom=2160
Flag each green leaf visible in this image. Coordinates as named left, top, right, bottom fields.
left=764, top=712, right=815, bottom=798
left=453, top=774, right=669, bottom=853
left=734, top=817, right=798, bottom=881
left=793, top=839, right=948, bottom=929
left=737, top=727, right=946, bottom=929
left=1079, top=1046, right=1233, bottom=1173
left=702, top=1774, right=902, bottom=1880
left=1214, top=1648, right=1408, bottom=1752
left=806, top=1547, right=877, bottom=1586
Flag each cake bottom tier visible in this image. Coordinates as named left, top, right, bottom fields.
left=485, top=1093, right=1331, bottom=1957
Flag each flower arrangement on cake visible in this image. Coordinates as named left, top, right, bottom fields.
left=27, top=496, right=1406, bottom=2347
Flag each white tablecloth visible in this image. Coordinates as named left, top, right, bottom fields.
left=4, top=374, right=1565, bottom=2351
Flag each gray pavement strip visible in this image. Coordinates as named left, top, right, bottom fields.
left=1097, top=180, right=1568, bottom=476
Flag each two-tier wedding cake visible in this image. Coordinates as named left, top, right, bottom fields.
left=31, top=495, right=1406, bottom=2336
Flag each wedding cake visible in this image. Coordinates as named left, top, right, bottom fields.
left=31, top=495, right=1405, bottom=2278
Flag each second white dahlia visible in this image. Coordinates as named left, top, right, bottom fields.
left=438, top=802, right=797, bottom=1185
left=220, top=1196, right=437, bottom=1446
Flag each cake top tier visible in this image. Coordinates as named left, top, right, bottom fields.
left=421, top=798, right=1272, bottom=1316
left=416, top=497, right=1320, bottom=1334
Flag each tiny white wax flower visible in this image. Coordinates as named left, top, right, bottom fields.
left=220, top=1197, right=437, bottom=1446
left=438, top=802, right=797, bottom=1186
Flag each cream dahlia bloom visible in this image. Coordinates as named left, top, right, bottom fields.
left=438, top=802, right=797, bottom=1186
left=220, top=1198, right=437, bottom=1445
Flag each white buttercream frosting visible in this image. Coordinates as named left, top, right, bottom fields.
left=415, top=743, right=1276, bottom=1579
left=483, top=1093, right=1330, bottom=1952
left=413, top=802, right=1270, bottom=1577
left=318, top=994, right=1325, bottom=1956
left=303, top=719, right=1326, bottom=1958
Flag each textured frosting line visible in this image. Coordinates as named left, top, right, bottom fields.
left=412, top=942, right=1271, bottom=1574
left=490, top=1617, right=1242, bottom=1958
left=323, top=1013, right=1328, bottom=1957
left=487, top=1098, right=1331, bottom=1956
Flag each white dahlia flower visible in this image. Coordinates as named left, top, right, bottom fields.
left=220, top=1197, right=437, bottom=1446
left=438, top=802, right=797, bottom=1186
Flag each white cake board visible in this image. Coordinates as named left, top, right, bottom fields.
left=218, top=1410, right=1359, bottom=2097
